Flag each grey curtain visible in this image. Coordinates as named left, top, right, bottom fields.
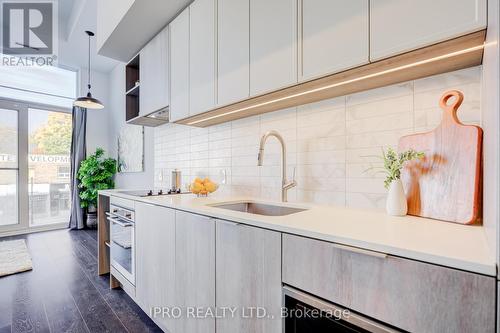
left=69, top=106, right=87, bottom=230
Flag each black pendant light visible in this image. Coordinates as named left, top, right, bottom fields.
left=74, top=31, right=104, bottom=109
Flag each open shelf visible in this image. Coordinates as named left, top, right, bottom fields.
left=125, top=54, right=140, bottom=121
left=125, top=54, right=140, bottom=91
left=126, top=84, right=140, bottom=96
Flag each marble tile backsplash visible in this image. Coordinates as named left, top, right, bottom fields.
left=154, top=67, right=482, bottom=210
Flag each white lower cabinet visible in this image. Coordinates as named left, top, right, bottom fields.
left=135, top=203, right=176, bottom=332
left=282, top=234, right=496, bottom=333
left=129, top=201, right=496, bottom=333
left=135, top=206, right=282, bottom=333
left=215, top=220, right=282, bottom=333
left=175, top=210, right=216, bottom=333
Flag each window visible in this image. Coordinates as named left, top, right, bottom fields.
left=0, top=63, right=77, bottom=108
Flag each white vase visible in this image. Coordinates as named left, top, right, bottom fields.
left=386, top=179, right=408, bottom=216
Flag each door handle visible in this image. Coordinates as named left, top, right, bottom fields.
left=106, top=212, right=134, bottom=223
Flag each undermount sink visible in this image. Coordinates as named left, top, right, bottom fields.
left=210, top=201, right=308, bottom=216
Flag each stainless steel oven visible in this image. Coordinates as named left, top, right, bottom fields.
left=283, top=286, right=401, bottom=333
left=107, top=204, right=135, bottom=285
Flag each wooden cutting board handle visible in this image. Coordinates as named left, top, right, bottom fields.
left=439, top=90, right=464, bottom=125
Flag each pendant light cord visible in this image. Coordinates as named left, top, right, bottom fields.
left=87, top=33, right=91, bottom=91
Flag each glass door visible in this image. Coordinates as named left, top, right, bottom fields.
left=0, top=101, right=28, bottom=233
left=0, top=100, right=71, bottom=234
left=28, top=108, right=72, bottom=226
left=0, top=107, right=19, bottom=228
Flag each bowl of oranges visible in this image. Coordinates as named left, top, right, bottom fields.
left=189, top=177, right=218, bottom=197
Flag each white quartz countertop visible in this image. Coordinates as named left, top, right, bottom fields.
left=100, top=190, right=496, bottom=276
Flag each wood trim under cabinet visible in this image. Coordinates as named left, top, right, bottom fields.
left=176, top=30, right=485, bottom=127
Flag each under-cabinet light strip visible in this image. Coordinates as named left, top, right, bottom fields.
left=187, top=43, right=486, bottom=125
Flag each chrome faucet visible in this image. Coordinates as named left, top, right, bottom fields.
left=257, top=130, right=297, bottom=202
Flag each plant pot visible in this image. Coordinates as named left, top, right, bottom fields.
left=386, top=179, right=408, bottom=216
left=86, top=212, right=98, bottom=228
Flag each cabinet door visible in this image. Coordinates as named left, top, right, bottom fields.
left=370, top=0, right=487, bottom=61
left=175, top=211, right=215, bottom=333
left=135, top=203, right=175, bottom=332
left=216, top=220, right=282, bottom=333
left=139, top=26, right=169, bottom=116
left=217, top=0, right=250, bottom=106
left=189, top=0, right=216, bottom=115
left=283, top=234, right=496, bottom=333
left=250, top=0, right=297, bottom=96
left=300, top=0, right=368, bottom=81
left=170, top=8, right=190, bottom=122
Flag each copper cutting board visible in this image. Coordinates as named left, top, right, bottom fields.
left=398, top=90, right=482, bottom=224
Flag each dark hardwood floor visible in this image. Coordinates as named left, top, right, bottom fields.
left=0, top=229, right=162, bottom=333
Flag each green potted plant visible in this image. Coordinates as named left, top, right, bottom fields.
left=77, top=148, right=117, bottom=227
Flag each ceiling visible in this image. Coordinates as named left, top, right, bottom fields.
left=57, top=0, right=119, bottom=73
left=98, top=0, right=192, bottom=62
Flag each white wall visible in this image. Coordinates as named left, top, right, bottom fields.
left=481, top=0, right=500, bottom=273
left=107, top=63, right=154, bottom=189
left=155, top=67, right=482, bottom=209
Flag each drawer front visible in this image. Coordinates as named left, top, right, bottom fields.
left=110, top=196, right=135, bottom=211
left=282, top=234, right=495, bottom=333
left=111, top=266, right=135, bottom=298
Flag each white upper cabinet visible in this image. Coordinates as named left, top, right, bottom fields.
left=370, top=0, right=487, bottom=61
left=170, top=8, right=190, bottom=122
left=217, top=0, right=250, bottom=106
left=139, top=26, right=169, bottom=116
left=250, top=0, right=297, bottom=96
left=300, top=0, right=369, bottom=81
left=189, top=0, right=217, bottom=115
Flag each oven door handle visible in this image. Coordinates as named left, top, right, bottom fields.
left=107, top=216, right=134, bottom=227
left=106, top=212, right=134, bottom=224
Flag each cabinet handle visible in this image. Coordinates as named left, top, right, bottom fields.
left=218, top=219, right=241, bottom=227
left=333, top=243, right=387, bottom=259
